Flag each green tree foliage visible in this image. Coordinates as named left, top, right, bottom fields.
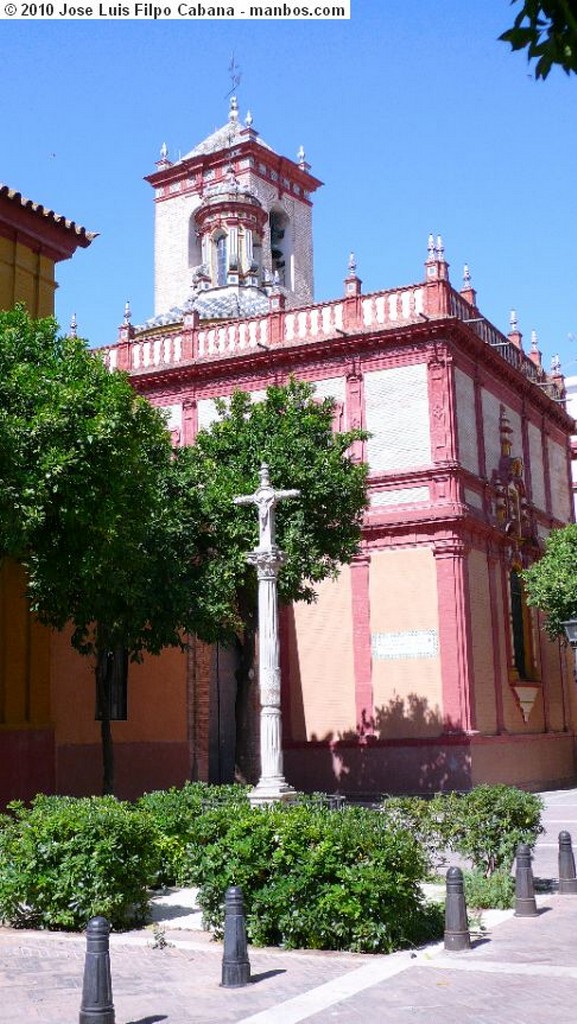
left=500, top=1, right=577, bottom=78
left=176, top=380, right=368, bottom=777
left=0, top=308, right=215, bottom=792
left=522, top=524, right=577, bottom=638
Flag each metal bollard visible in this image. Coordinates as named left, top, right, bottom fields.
left=221, top=886, right=251, bottom=988
left=514, top=843, right=538, bottom=917
left=444, top=866, right=471, bottom=951
left=558, top=831, right=577, bottom=894
left=79, top=916, right=115, bottom=1024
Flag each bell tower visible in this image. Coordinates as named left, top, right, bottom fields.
left=145, top=98, right=323, bottom=322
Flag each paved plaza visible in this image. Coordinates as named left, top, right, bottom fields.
left=3, top=787, right=577, bottom=1023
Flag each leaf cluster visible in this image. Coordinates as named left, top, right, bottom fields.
left=186, top=802, right=442, bottom=953
left=178, top=379, right=368, bottom=641
left=382, top=784, right=543, bottom=876
left=0, top=307, right=214, bottom=659
left=499, top=0, right=577, bottom=78
left=0, top=795, right=157, bottom=930
left=523, top=524, right=577, bottom=639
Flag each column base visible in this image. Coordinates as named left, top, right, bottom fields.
left=249, top=778, right=298, bottom=807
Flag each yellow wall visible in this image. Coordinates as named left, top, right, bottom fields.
left=0, top=561, right=50, bottom=727
left=50, top=629, right=188, bottom=746
left=0, top=228, right=60, bottom=743
left=0, top=236, right=56, bottom=317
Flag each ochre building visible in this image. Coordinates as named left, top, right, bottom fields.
left=0, top=184, right=95, bottom=806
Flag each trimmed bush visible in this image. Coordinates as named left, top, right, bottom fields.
left=451, top=785, right=543, bottom=875
left=137, top=782, right=250, bottom=885
left=0, top=795, right=158, bottom=930
left=189, top=803, right=443, bottom=953
left=382, top=785, right=543, bottom=877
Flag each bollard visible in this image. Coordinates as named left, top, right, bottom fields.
left=444, top=866, right=471, bottom=951
left=514, top=842, right=538, bottom=917
left=558, top=831, right=577, bottom=894
left=221, top=886, right=251, bottom=988
left=79, top=916, right=115, bottom=1024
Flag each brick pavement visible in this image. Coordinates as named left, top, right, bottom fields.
left=2, top=787, right=577, bottom=1023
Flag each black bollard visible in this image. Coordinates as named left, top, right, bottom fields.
left=444, top=866, right=471, bottom=951
left=79, top=916, right=115, bottom=1024
left=514, top=842, right=538, bottom=917
left=221, top=886, right=251, bottom=988
left=558, top=831, right=577, bottom=894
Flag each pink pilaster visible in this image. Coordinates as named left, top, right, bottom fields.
left=346, top=370, right=366, bottom=464
left=350, top=553, right=374, bottom=737
left=487, top=546, right=505, bottom=733
left=433, top=537, right=475, bottom=732
left=183, top=399, right=197, bottom=445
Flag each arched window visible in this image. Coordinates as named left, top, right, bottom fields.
left=269, top=210, right=289, bottom=286
left=509, top=568, right=536, bottom=681
left=215, top=234, right=228, bottom=286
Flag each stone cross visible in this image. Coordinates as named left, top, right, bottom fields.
left=233, top=463, right=300, bottom=551
left=233, top=463, right=300, bottom=805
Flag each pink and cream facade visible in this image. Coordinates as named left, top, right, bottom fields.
left=101, top=102, right=577, bottom=795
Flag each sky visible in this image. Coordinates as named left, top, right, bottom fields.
left=2, top=2, right=577, bottom=375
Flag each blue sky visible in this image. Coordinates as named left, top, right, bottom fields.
left=3, top=1, right=577, bottom=374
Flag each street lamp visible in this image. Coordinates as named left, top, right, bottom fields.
left=561, top=619, right=577, bottom=649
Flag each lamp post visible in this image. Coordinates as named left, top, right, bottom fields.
left=562, top=619, right=577, bottom=649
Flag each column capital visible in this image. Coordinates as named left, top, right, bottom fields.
left=433, top=537, right=469, bottom=559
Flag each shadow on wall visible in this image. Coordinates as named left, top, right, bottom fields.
left=288, top=693, right=471, bottom=796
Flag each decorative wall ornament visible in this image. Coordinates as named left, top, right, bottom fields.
left=491, top=405, right=534, bottom=553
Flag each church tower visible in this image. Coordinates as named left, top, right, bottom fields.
left=145, top=97, right=322, bottom=324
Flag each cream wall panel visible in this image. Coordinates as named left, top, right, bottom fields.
left=454, top=368, right=479, bottom=474
left=528, top=422, right=546, bottom=511
left=548, top=437, right=572, bottom=522
left=369, top=548, right=442, bottom=738
left=364, top=364, right=431, bottom=472
left=289, top=568, right=356, bottom=740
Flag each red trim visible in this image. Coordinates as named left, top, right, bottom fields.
left=433, top=536, right=475, bottom=730
left=350, top=555, right=374, bottom=736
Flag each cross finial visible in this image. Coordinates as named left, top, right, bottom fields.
left=233, top=462, right=300, bottom=551
left=226, top=53, right=242, bottom=101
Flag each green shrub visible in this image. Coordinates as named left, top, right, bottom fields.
left=463, top=868, right=515, bottom=910
left=191, top=803, right=443, bottom=953
left=451, top=785, right=543, bottom=875
left=382, top=785, right=543, bottom=878
left=137, top=782, right=249, bottom=886
left=0, top=795, right=159, bottom=931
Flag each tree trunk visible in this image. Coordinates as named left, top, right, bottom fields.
left=95, top=647, right=115, bottom=796
left=234, top=587, right=258, bottom=783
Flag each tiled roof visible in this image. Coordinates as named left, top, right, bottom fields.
left=135, top=286, right=270, bottom=333
left=0, top=184, right=97, bottom=244
left=179, top=118, right=273, bottom=162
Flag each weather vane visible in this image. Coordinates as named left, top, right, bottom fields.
left=226, top=53, right=242, bottom=98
